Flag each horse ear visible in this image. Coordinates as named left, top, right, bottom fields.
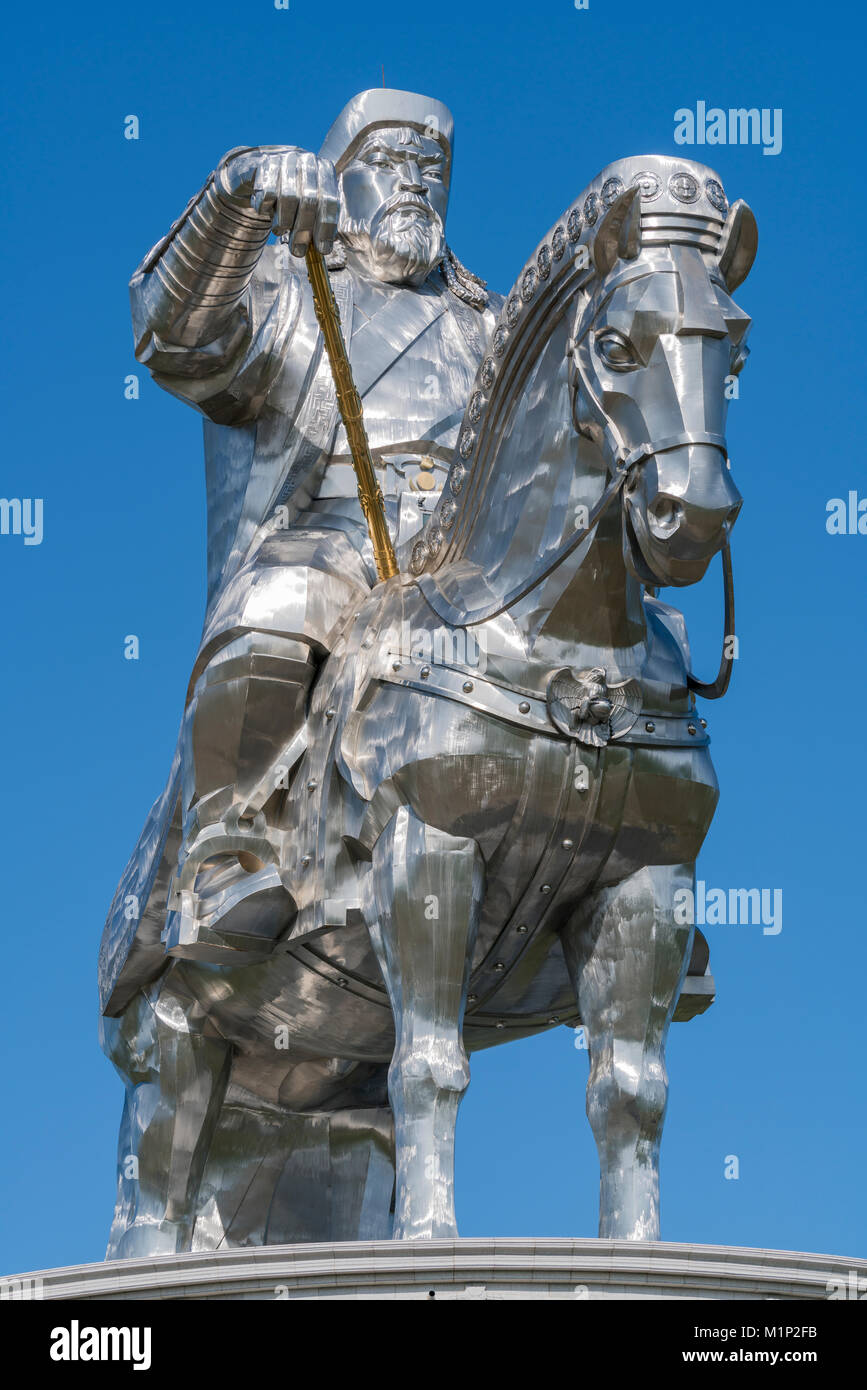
left=592, top=186, right=642, bottom=276
left=718, top=199, right=758, bottom=291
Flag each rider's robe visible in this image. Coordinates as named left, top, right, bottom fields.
left=98, top=241, right=500, bottom=1016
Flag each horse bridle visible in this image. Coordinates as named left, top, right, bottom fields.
left=549, top=311, right=738, bottom=700
left=434, top=300, right=737, bottom=700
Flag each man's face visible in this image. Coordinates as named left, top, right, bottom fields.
left=338, top=126, right=449, bottom=286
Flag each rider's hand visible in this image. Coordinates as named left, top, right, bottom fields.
left=217, top=146, right=339, bottom=256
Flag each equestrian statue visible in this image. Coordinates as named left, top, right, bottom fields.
left=98, top=88, right=757, bottom=1255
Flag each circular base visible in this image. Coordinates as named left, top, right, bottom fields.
left=7, top=1239, right=866, bottom=1301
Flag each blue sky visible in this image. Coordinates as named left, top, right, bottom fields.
left=1, top=0, right=864, bottom=1275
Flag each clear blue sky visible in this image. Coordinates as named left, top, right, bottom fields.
left=1, top=0, right=864, bottom=1275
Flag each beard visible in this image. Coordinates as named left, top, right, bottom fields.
left=339, top=196, right=445, bottom=286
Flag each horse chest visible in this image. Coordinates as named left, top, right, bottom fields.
left=471, top=733, right=716, bottom=979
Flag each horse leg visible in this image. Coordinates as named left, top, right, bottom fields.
left=561, top=862, right=694, bottom=1241
left=100, top=972, right=232, bottom=1258
left=367, top=806, right=484, bottom=1239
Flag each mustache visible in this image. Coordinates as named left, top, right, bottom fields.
left=380, top=192, right=435, bottom=220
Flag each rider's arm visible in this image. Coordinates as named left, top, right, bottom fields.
left=129, top=147, right=336, bottom=426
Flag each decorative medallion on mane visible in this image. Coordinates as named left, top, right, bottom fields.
left=409, top=153, right=756, bottom=629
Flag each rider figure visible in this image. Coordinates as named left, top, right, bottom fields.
left=121, top=89, right=501, bottom=962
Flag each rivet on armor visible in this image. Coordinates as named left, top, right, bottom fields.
left=494, top=961, right=505, bottom=972
left=306, top=779, right=317, bottom=792
left=540, top=884, right=552, bottom=894
left=688, top=724, right=697, bottom=735
left=495, top=1021, right=506, bottom=1029
left=467, top=994, right=478, bottom=1003
left=516, top=923, right=528, bottom=933
left=645, top=721, right=656, bottom=732
left=392, top=660, right=402, bottom=671
left=700, top=718, right=708, bottom=728
left=518, top=700, right=531, bottom=713
left=420, top=666, right=431, bottom=679
left=462, top=679, right=474, bottom=693
left=301, top=854, right=311, bottom=869
left=562, top=838, right=574, bottom=850
left=548, top=1016, right=560, bottom=1025
left=325, top=707, right=336, bottom=721
left=337, top=978, right=348, bottom=989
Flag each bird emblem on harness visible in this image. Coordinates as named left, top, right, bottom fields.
left=547, top=666, right=642, bottom=746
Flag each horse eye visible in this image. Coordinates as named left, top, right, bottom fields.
left=596, top=334, right=637, bottom=369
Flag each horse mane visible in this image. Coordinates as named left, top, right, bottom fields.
left=411, top=183, right=598, bottom=579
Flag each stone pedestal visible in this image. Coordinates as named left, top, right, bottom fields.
left=5, top=1239, right=865, bottom=1300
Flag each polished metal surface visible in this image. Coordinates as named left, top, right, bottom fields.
left=100, top=128, right=756, bottom=1256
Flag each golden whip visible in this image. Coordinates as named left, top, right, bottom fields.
left=305, top=243, right=398, bottom=581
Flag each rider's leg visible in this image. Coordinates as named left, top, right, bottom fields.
left=180, top=629, right=316, bottom=848
left=560, top=862, right=695, bottom=1241
left=100, top=971, right=232, bottom=1259
left=366, top=806, right=484, bottom=1239
left=170, top=532, right=371, bottom=948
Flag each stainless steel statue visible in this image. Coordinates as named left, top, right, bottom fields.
left=99, top=92, right=757, bottom=1256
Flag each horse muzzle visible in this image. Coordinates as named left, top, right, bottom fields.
left=622, top=442, right=742, bottom=587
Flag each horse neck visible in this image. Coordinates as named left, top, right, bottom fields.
left=506, top=451, right=649, bottom=679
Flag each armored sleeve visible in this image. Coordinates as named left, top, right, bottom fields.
left=129, top=150, right=304, bottom=426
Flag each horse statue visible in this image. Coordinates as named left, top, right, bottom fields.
left=100, top=154, right=756, bottom=1255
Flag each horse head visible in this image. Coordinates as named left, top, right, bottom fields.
left=570, top=157, right=755, bottom=588
left=414, top=154, right=756, bottom=626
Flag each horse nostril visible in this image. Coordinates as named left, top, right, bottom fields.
left=725, top=503, right=741, bottom=531
left=648, top=496, right=683, bottom=537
